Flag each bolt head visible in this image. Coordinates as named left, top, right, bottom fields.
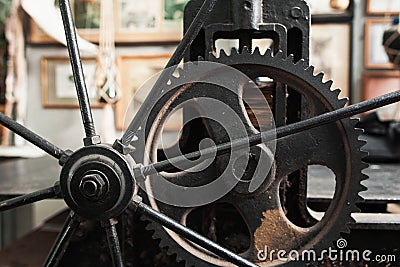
left=112, top=139, right=136, bottom=155
left=79, top=174, right=107, bottom=199
left=83, top=135, right=101, bottom=146
left=290, top=7, right=303, bottom=19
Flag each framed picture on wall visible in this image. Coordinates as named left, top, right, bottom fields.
left=72, top=0, right=101, bottom=42
left=116, top=54, right=183, bottom=131
left=41, top=57, right=104, bottom=108
left=29, top=0, right=188, bottom=44
left=363, top=71, right=400, bottom=120
left=310, top=24, right=351, bottom=99
left=367, top=0, right=400, bottom=15
left=365, top=19, right=396, bottom=69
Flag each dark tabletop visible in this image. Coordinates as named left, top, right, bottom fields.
left=0, top=157, right=60, bottom=196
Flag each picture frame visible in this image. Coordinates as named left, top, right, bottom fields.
left=310, top=23, right=351, bottom=99
left=366, top=0, right=400, bottom=15
left=365, top=19, right=396, bottom=69
left=29, top=0, right=188, bottom=44
left=363, top=71, right=400, bottom=119
left=41, top=56, right=104, bottom=108
left=116, top=54, right=183, bottom=131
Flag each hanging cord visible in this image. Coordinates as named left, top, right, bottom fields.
left=95, top=0, right=121, bottom=104
left=3, top=0, right=27, bottom=146
left=95, top=0, right=120, bottom=142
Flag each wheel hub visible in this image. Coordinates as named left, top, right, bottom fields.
left=59, top=145, right=135, bottom=220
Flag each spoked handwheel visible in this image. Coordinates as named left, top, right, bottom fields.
left=1, top=0, right=400, bottom=266
left=0, top=0, right=258, bottom=266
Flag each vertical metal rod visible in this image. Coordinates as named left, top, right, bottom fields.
left=120, top=0, right=219, bottom=148
left=59, top=0, right=97, bottom=139
left=43, top=212, right=80, bottom=267
left=131, top=198, right=260, bottom=267
left=103, top=219, right=124, bottom=267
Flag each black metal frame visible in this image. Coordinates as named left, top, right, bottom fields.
left=0, top=0, right=399, bottom=266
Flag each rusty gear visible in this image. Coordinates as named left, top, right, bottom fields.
left=142, top=48, right=368, bottom=266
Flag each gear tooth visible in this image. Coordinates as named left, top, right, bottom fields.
left=231, top=47, right=239, bottom=56
left=295, top=58, right=307, bottom=68
left=342, top=224, right=353, bottom=234
left=324, top=80, right=334, bottom=89
left=356, top=194, right=365, bottom=203
left=360, top=141, right=368, bottom=149
left=184, top=260, right=194, bottom=267
left=165, top=246, right=175, bottom=255
left=350, top=118, right=360, bottom=127
left=307, top=65, right=316, bottom=75
left=315, top=72, right=324, bottom=81
left=175, top=255, right=185, bottom=263
left=359, top=184, right=368, bottom=192
left=159, top=239, right=168, bottom=248
left=141, top=215, right=151, bottom=223
left=349, top=214, right=358, bottom=225
left=338, top=97, right=349, bottom=106
left=274, top=50, right=285, bottom=59
left=264, top=48, right=274, bottom=57
left=241, top=46, right=251, bottom=54
left=287, top=54, right=295, bottom=62
left=220, top=49, right=228, bottom=58
left=360, top=172, right=369, bottom=181
left=354, top=128, right=364, bottom=135
left=253, top=46, right=261, bottom=55
left=152, top=231, right=162, bottom=241
left=358, top=138, right=368, bottom=146
left=208, top=51, right=217, bottom=60
left=332, top=88, right=341, bottom=97
left=360, top=150, right=369, bottom=159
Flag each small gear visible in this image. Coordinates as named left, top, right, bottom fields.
left=140, top=48, right=368, bottom=266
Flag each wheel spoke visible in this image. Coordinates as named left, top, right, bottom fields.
left=0, top=113, right=66, bottom=160
left=0, top=185, right=60, bottom=212
left=59, top=0, right=99, bottom=144
left=103, top=219, right=124, bottom=267
left=43, top=212, right=80, bottom=267
left=131, top=196, right=260, bottom=267
left=119, top=0, right=219, bottom=148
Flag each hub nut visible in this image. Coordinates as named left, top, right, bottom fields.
left=79, top=174, right=107, bottom=199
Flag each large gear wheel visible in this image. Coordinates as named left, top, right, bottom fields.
left=141, top=48, right=368, bottom=266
